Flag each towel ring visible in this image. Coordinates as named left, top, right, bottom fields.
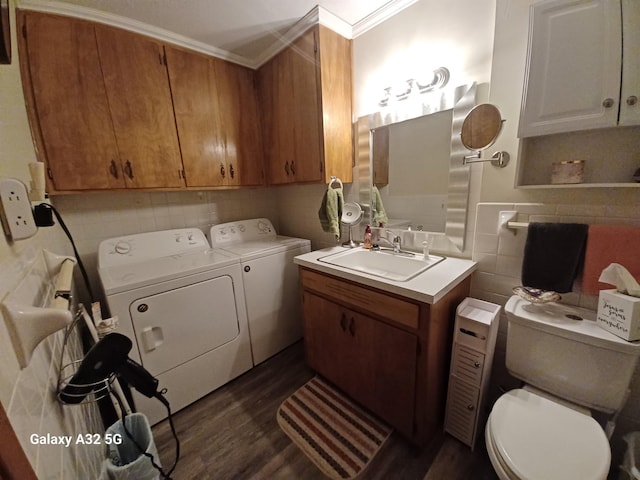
left=329, top=176, right=343, bottom=189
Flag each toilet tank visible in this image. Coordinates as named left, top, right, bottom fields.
left=505, top=295, right=640, bottom=413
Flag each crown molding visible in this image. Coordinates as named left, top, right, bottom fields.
left=252, top=5, right=354, bottom=68
left=17, top=0, right=417, bottom=69
left=16, top=0, right=255, bottom=68
left=352, top=0, right=419, bottom=38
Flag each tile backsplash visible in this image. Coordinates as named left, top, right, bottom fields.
left=470, top=202, right=640, bottom=455
left=0, top=227, right=104, bottom=478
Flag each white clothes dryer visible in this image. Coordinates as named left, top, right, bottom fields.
left=210, top=219, right=311, bottom=365
left=98, top=228, right=252, bottom=425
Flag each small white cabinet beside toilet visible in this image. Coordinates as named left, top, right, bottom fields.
left=444, top=298, right=500, bottom=449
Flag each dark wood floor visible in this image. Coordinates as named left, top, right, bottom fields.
left=152, top=341, right=497, bottom=479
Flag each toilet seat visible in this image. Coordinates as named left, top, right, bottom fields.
left=486, top=389, right=610, bottom=480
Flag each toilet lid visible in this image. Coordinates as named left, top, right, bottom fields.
left=490, top=389, right=610, bottom=480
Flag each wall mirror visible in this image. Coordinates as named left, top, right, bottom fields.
left=357, top=83, right=480, bottom=253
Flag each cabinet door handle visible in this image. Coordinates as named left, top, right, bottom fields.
left=602, top=98, right=615, bottom=108
left=627, top=95, right=638, bottom=107
left=109, top=160, right=119, bottom=179
left=284, top=161, right=290, bottom=176
left=339, top=313, right=347, bottom=331
left=473, top=361, right=481, bottom=368
left=348, top=317, right=355, bottom=336
left=290, top=161, right=295, bottom=175
left=229, top=163, right=235, bottom=179
left=466, top=404, right=475, bottom=411
left=124, top=160, right=134, bottom=179
left=220, top=164, right=226, bottom=178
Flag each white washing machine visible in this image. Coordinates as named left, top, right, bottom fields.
left=210, top=218, right=311, bottom=365
left=97, top=228, right=252, bottom=425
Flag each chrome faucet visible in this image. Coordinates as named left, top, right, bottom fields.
left=375, top=230, right=402, bottom=253
left=391, top=234, right=401, bottom=253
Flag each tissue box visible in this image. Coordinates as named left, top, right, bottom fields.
left=597, top=289, right=640, bottom=341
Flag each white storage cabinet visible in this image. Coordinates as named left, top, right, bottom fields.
left=518, top=0, right=640, bottom=138
left=444, top=298, right=500, bottom=449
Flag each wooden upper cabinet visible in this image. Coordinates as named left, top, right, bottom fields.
left=95, top=25, right=185, bottom=188
left=166, top=46, right=264, bottom=187
left=19, top=12, right=124, bottom=190
left=257, top=45, right=296, bottom=184
left=212, top=57, right=264, bottom=186
left=288, top=29, right=323, bottom=183
left=257, top=25, right=353, bottom=185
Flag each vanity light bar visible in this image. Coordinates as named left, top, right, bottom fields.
left=379, top=67, right=450, bottom=106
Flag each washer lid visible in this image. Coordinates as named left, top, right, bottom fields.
left=219, top=236, right=310, bottom=260
left=490, top=389, right=610, bottom=480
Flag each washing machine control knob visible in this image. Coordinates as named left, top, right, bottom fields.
left=114, top=241, right=131, bottom=255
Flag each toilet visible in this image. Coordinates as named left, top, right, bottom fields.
left=485, top=295, right=640, bottom=480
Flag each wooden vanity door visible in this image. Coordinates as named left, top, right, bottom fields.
left=302, top=291, right=417, bottom=435
left=303, top=291, right=355, bottom=389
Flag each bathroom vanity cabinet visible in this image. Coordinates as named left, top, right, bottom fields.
left=298, top=267, right=471, bottom=445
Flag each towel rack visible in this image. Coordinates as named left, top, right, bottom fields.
left=507, top=221, right=529, bottom=231
left=498, top=210, right=529, bottom=234
left=329, top=176, right=343, bottom=189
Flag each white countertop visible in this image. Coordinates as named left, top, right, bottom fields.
left=294, top=247, right=477, bottom=304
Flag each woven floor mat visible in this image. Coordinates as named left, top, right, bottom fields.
left=277, top=376, right=392, bottom=479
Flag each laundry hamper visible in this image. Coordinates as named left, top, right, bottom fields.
left=100, top=413, right=161, bottom=480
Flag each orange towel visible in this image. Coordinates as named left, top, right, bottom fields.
left=582, top=224, right=640, bottom=295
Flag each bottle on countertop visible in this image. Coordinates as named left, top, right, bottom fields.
left=422, top=240, right=430, bottom=260
left=363, top=224, right=372, bottom=249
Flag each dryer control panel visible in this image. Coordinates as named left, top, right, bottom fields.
left=98, top=228, right=209, bottom=268
left=210, top=218, right=276, bottom=247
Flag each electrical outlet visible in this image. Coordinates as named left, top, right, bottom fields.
left=0, top=178, right=38, bottom=240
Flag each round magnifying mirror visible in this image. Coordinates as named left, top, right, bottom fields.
left=460, top=104, right=503, bottom=151
left=341, top=202, right=363, bottom=225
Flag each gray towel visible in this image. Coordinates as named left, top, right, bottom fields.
left=318, top=187, right=344, bottom=240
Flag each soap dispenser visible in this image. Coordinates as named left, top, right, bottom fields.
left=422, top=240, right=430, bottom=260
left=363, top=224, right=372, bottom=249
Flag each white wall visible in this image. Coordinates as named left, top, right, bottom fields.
left=352, top=0, right=496, bottom=118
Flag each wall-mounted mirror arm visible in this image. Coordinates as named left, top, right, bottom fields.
left=460, top=103, right=509, bottom=168
left=463, top=151, right=510, bottom=168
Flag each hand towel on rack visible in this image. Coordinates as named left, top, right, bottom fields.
left=371, top=185, right=388, bottom=227
left=582, top=224, right=640, bottom=295
left=521, top=222, right=588, bottom=293
left=318, top=185, right=344, bottom=240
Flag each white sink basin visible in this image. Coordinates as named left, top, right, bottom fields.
left=318, top=248, right=444, bottom=281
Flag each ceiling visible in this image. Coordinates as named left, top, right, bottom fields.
left=19, top=0, right=417, bottom=67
